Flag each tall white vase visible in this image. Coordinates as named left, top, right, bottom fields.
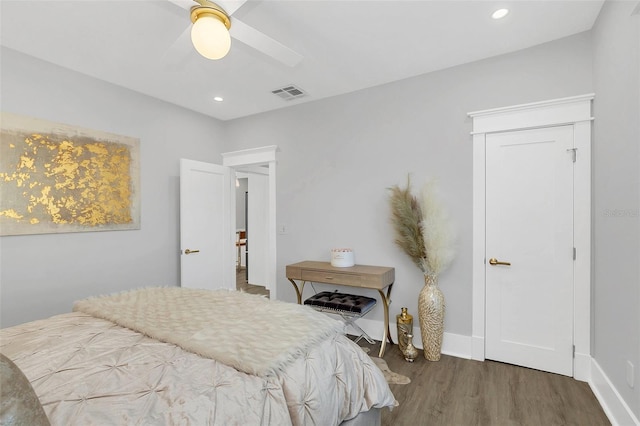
left=418, top=274, right=445, bottom=361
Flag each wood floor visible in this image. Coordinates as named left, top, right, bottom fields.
left=357, top=339, right=611, bottom=426
left=236, top=268, right=269, bottom=297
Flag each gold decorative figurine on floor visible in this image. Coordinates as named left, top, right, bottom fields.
left=403, top=334, right=418, bottom=362
left=396, top=307, right=413, bottom=354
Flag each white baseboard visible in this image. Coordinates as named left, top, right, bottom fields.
left=589, top=359, right=640, bottom=426
left=350, top=318, right=472, bottom=359
left=574, top=352, right=591, bottom=382
left=440, top=331, right=473, bottom=359
left=471, top=335, right=485, bottom=361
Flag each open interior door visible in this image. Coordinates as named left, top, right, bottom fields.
left=246, top=168, right=269, bottom=288
left=180, top=159, right=235, bottom=290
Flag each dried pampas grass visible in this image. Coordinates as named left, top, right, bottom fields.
left=419, top=180, right=455, bottom=276
left=388, top=176, right=455, bottom=276
left=388, top=176, right=427, bottom=272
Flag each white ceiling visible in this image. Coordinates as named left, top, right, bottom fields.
left=0, top=0, right=604, bottom=121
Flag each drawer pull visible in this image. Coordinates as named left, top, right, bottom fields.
left=325, top=276, right=334, bottom=280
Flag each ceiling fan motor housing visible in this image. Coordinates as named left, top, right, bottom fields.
left=190, top=2, right=231, bottom=29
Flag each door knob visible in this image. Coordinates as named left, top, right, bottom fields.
left=489, top=258, right=511, bottom=266
left=184, top=249, right=200, bottom=255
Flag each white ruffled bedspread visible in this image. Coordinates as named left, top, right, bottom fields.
left=0, top=311, right=396, bottom=425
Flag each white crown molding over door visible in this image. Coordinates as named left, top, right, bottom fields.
left=468, top=94, right=594, bottom=381
left=222, top=146, right=278, bottom=299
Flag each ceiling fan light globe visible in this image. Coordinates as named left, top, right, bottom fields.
left=191, top=14, right=231, bottom=60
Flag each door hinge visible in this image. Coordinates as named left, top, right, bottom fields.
left=567, top=148, right=577, bottom=163
left=573, top=345, right=576, bottom=358
left=573, top=247, right=577, bottom=260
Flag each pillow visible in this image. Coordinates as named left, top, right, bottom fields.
left=0, top=353, right=50, bottom=426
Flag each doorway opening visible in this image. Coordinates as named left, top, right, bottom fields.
left=234, top=174, right=269, bottom=297
left=222, top=145, right=278, bottom=300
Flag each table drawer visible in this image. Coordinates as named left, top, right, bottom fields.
left=301, top=270, right=362, bottom=286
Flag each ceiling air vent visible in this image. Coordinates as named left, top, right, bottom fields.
left=271, top=85, right=307, bottom=101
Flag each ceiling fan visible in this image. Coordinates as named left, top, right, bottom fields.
left=167, top=0, right=303, bottom=67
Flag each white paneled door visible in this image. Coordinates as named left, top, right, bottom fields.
left=247, top=169, right=269, bottom=288
left=485, top=126, right=575, bottom=376
left=180, top=159, right=235, bottom=291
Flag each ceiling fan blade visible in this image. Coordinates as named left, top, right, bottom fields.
left=162, top=25, right=195, bottom=71
left=215, top=0, right=249, bottom=16
left=166, top=0, right=193, bottom=11
left=230, top=19, right=303, bottom=67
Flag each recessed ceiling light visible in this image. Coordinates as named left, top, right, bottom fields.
left=213, top=96, right=224, bottom=102
left=492, top=8, right=509, bottom=19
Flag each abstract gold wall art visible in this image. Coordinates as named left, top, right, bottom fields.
left=0, top=113, right=140, bottom=236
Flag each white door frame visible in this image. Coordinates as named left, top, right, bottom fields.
left=222, top=145, right=278, bottom=299
left=468, top=94, right=594, bottom=380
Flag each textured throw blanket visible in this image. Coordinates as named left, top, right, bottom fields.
left=73, top=287, right=344, bottom=377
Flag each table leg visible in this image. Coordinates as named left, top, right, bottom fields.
left=376, top=284, right=394, bottom=357
left=288, top=279, right=306, bottom=304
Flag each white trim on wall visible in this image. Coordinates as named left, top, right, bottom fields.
left=468, top=94, right=594, bottom=135
left=468, top=94, right=594, bottom=380
left=222, top=145, right=278, bottom=167
left=591, top=359, right=640, bottom=426
left=355, top=317, right=473, bottom=359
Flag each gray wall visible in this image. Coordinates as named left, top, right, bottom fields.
left=0, top=47, right=225, bottom=327
left=225, top=32, right=593, bottom=337
left=592, top=1, right=640, bottom=419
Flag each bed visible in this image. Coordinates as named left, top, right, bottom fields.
left=0, top=287, right=396, bottom=425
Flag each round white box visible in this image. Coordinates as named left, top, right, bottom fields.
left=331, top=249, right=354, bottom=267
